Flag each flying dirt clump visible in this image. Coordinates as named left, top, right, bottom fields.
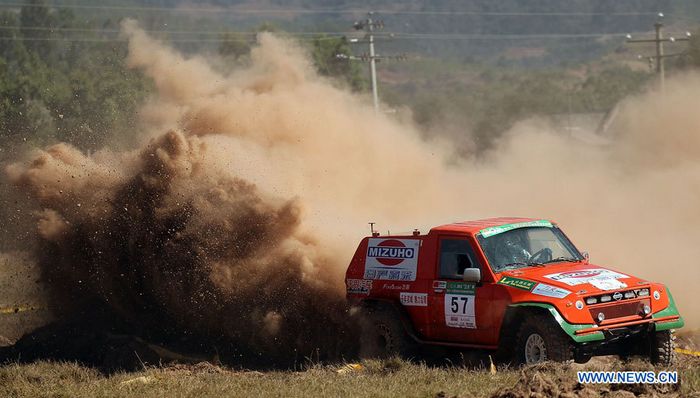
left=6, top=130, right=354, bottom=364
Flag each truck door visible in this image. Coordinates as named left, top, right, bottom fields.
left=428, top=236, right=497, bottom=344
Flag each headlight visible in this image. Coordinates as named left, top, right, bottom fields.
left=624, top=291, right=635, bottom=299
left=600, top=295, right=612, bottom=303
left=575, top=300, right=584, bottom=310
left=653, top=290, right=661, bottom=300
left=597, top=312, right=605, bottom=322
left=637, top=288, right=650, bottom=297
left=585, top=297, right=597, bottom=305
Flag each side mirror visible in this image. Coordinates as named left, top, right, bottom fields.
left=462, top=268, right=481, bottom=283
left=582, top=251, right=590, bottom=263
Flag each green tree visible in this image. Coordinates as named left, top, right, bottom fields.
left=219, top=32, right=253, bottom=59
left=309, top=35, right=365, bottom=91
left=19, top=0, right=55, bottom=58
left=674, top=29, right=700, bottom=69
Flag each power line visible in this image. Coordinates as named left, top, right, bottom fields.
left=0, top=25, right=352, bottom=36
left=0, top=35, right=344, bottom=43
left=0, top=2, right=670, bottom=17
left=0, top=26, right=659, bottom=42
left=0, top=33, right=650, bottom=43
left=383, top=32, right=651, bottom=40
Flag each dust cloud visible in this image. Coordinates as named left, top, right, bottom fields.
left=124, top=17, right=699, bottom=328
left=2, top=17, right=698, bottom=362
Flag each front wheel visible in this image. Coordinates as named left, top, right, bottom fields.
left=516, top=313, right=573, bottom=364
left=650, top=330, right=675, bottom=366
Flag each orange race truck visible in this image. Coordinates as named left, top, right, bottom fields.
left=345, top=217, right=684, bottom=365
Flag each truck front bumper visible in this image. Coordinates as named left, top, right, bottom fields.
left=569, top=286, right=684, bottom=342
left=512, top=286, right=684, bottom=344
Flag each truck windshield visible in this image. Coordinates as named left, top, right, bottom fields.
left=477, top=226, right=582, bottom=272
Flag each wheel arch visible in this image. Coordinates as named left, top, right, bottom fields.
left=357, top=298, right=422, bottom=342
left=503, top=302, right=604, bottom=344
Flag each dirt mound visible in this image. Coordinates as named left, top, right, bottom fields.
left=491, top=362, right=682, bottom=398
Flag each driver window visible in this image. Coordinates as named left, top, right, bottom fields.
left=439, top=239, right=478, bottom=279
left=527, top=228, right=569, bottom=259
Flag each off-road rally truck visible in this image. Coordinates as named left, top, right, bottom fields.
left=345, top=218, right=684, bottom=365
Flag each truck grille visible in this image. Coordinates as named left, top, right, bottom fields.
left=588, top=299, right=651, bottom=321
left=584, top=288, right=649, bottom=305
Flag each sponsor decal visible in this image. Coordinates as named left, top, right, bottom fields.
left=433, top=280, right=447, bottom=291
left=480, top=220, right=553, bottom=238
left=346, top=279, right=372, bottom=295
left=590, top=279, right=628, bottom=291
left=382, top=283, right=411, bottom=290
left=443, top=282, right=477, bottom=329
left=612, top=291, right=623, bottom=301
left=446, top=281, right=476, bottom=294
left=544, top=269, right=629, bottom=287
left=364, top=238, right=420, bottom=281
left=445, top=293, right=476, bottom=329
left=497, top=276, right=536, bottom=291
left=531, top=283, right=571, bottom=299
left=400, top=292, right=428, bottom=307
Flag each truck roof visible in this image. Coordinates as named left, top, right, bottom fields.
left=429, top=217, right=546, bottom=235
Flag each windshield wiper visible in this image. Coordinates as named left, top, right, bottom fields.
left=542, top=256, right=579, bottom=265
left=499, top=262, right=528, bottom=270
left=526, top=261, right=546, bottom=267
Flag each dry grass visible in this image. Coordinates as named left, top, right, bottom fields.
left=1, top=356, right=698, bottom=398
left=0, top=359, right=516, bottom=398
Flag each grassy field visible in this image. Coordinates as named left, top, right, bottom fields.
left=1, top=356, right=698, bottom=398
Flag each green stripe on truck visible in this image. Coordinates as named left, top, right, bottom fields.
left=653, top=287, right=685, bottom=331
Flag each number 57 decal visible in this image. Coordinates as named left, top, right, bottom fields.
left=445, top=293, right=476, bottom=329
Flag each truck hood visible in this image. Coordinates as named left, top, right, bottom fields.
left=499, top=262, right=649, bottom=297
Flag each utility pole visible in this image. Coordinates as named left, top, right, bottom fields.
left=654, top=20, right=664, bottom=90
left=367, top=15, right=379, bottom=113
left=626, top=13, right=691, bottom=93
left=336, top=12, right=406, bottom=113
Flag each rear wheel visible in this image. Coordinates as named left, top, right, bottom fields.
left=650, top=330, right=675, bottom=366
left=359, top=306, right=414, bottom=359
left=516, top=313, right=573, bottom=364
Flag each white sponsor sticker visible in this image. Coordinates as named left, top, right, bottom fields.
left=544, top=269, right=629, bottom=287
left=346, top=279, right=372, bottom=295
left=444, top=294, right=476, bottom=328
left=589, top=278, right=628, bottom=291
left=400, top=292, right=428, bottom=307
left=532, top=283, right=571, bottom=299
left=364, top=238, right=420, bottom=281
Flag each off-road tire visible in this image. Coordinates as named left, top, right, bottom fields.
left=650, top=330, right=675, bottom=366
left=359, top=306, right=414, bottom=359
left=515, top=313, right=573, bottom=364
